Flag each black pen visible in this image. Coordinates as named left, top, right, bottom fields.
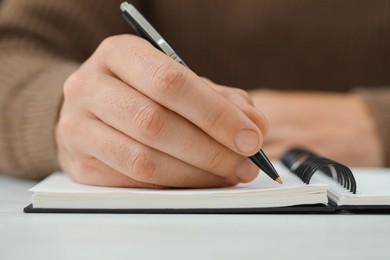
left=120, top=2, right=282, bottom=184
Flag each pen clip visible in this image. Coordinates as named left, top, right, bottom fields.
left=120, top=2, right=187, bottom=66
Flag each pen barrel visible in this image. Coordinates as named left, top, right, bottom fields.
left=249, top=151, right=279, bottom=181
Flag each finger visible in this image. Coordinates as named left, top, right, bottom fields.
left=202, top=80, right=269, bottom=135
left=97, top=35, right=264, bottom=156
left=261, top=144, right=290, bottom=160
left=222, top=91, right=269, bottom=136
left=203, top=79, right=254, bottom=105
left=63, top=154, right=165, bottom=188
left=60, top=116, right=242, bottom=187
left=81, top=73, right=259, bottom=182
left=56, top=133, right=159, bottom=188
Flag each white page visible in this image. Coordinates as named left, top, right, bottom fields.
left=312, top=167, right=390, bottom=205
left=29, top=161, right=329, bottom=209
left=30, top=161, right=308, bottom=196
left=351, top=168, right=390, bottom=195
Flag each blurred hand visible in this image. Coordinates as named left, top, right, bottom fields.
left=56, top=35, right=268, bottom=188
left=250, top=89, right=384, bottom=167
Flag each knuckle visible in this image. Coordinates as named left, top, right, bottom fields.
left=152, top=64, right=186, bottom=96
left=98, top=35, right=148, bottom=65
left=63, top=72, right=87, bottom=100
left=70, top=160, right=88, bottom=179
left=128, top=148, right=157, bottom=183
left=73, top=161, right=90, bottom=176
left=99, top=35, right=123, bottom=53
left=100, top=35, right=141, bottom=52
left=230, top=88, right=253, bottom=104
left=201, top=147, right=226, bottom=172
left=235, top=88, right=251, bottom=100
left=98, top=135, right=120, bottom=159
left=70, top=160, right=96, bottom=184
left=133, top=103, right=167, bottom=138
left=57, top=115, right=76, bottom=137
left=204, top=106, right=228, bottom=131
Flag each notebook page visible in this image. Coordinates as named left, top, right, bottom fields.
left=311, top=167, right=390, bottom=205
left=30, top=161, right=307, bottom=196
left=29, top=161, right=329, bottom=209
left=351, top=168, right=390, bottom=195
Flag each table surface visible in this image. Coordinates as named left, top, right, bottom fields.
left=1, top=174, right=390, bottom=260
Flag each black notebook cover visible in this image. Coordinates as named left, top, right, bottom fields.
left=23, top=203, right=390, bottom=214
left=24, top=203, right=336, bottom=214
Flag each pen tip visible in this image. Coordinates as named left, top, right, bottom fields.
left=276, top=177, right=283, bottom=185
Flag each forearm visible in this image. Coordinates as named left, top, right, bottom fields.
left=355, top=87, right=390, bottom=166
left=249, top=89, right=386, bottom=167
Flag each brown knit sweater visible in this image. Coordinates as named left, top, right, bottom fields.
left=1, top=0, right=390, bottom=179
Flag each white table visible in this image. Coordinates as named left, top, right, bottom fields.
left=1, top=174, right=390, bottom=260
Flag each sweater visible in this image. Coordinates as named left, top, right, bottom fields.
left=1, top=0, right=390, bottom=179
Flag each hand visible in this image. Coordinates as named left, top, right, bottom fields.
left=56, top=35, right=268, bottom=188
left=250, top=89, right=384, bottom=167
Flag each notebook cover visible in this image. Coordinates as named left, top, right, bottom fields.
left=24, top=203, right=336, bottom=214
left=24, top=203, right=390, bottom=214
left=335, top=204, right=390, bottom=214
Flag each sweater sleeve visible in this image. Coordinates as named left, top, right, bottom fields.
left=0, top=0, right=131, bottom=179
left=355, top=87, right=390, bottom=167
left=0, top=50, right=78, bottom=179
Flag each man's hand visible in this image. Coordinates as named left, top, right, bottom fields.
left=250, top=89, right=384, bottom=167
left=56, top=35, right=268, bottom=188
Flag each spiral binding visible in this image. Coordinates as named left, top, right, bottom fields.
left=281, top=148, right=357, bottom=194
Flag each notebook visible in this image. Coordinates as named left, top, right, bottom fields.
left=24, top=149, right=390, bottom=214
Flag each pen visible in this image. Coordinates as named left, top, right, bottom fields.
left=120, top=2, right=282, bottom=184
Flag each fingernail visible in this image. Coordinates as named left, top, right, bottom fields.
left=235, top=129, right=259, bottom=153
left=235, top=158, right=259, bottom=182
